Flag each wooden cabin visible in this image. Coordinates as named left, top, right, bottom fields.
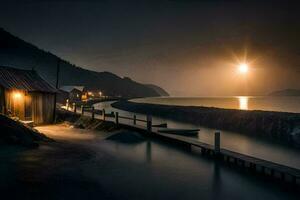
left=0, top=66, right=56, bottom=125
left=59, top=85, right=85, bottom=103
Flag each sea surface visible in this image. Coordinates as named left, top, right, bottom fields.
left=131, top=96, right=300, bottom=113
left=1, top=132, right=298, bottom=199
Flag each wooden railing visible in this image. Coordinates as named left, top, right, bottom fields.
left=116, top=113, right=152, bottom=131
left=74, top=103, right=152, bottom=131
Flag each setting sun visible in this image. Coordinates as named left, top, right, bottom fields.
left=238, top=63, right=249, bottom=74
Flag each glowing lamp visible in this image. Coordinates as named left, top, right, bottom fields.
left=13, top=92, right=22, bottom=99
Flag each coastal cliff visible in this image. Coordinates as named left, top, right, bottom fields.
left=112, top=101, right=300, bottom=147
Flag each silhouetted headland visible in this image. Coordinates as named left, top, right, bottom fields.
left=269, top=89, right=300, bottom=96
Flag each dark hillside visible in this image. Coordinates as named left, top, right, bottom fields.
left=0, top=28, right=166, bottom=97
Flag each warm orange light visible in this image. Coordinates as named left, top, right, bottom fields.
left=238, top=63, right=249, bottom=74
left=238, top=96, right=248, bottom=110
left=81, top=93, right=87, bottom=101
left=13, top=92, right=22, bottom=99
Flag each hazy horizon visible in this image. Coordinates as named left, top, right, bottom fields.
left=1, top=0, right=299, bottom=96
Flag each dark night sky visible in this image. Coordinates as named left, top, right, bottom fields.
left=0, top=0, right=299, bottom=96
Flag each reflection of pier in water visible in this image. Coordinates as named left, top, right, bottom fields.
left=146, top=141, right=152, bottom=163
left=212, top=161, right=221, bottom=199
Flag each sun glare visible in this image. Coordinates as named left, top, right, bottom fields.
left=238, top=63, right=249, bottom=74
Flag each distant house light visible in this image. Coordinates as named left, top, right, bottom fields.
left=81, top=93, right=88, bottom=101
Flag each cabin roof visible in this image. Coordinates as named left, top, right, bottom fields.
left=0, top=66, right=56, bottom=93
left=60, top=86, right=84, bottom=92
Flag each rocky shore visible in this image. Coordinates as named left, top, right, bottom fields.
left=112, top=100, right=300, bottom=147
left=0, top=114, right=51, bottom=147
left=56, top=108, right=120, bottom=132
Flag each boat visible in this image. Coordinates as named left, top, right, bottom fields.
left=157, top=128, right=199, bottom=136
left=152, top=123, right=168, bottom=128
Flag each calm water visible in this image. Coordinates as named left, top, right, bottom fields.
left=97, top=134, right=299, bottom=200
left=1, top=132, right=298, bottom=199
left=94, top=101, right=300, bottom=169
left=131, top=96, right=300, bottom=113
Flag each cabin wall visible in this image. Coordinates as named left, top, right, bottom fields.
left=24, top=94, right=32, bottom=120
left=31, top=92, right=55, bottom=125
left=0, top=87, right=5, bottom=114
left=1, top=90, right=54, bottom=124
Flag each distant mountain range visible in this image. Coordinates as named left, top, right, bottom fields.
left=269, top=89, right=300, bottom=96
left=0, top=28, right=168, bottom=98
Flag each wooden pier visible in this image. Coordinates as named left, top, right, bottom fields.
left=67, top=107, right=300, bottom=186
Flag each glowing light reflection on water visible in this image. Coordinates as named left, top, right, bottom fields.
left=238, top=96, right=248, bottom=110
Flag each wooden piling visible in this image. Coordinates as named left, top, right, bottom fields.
left=115, top=112, right=119, bottom=125
left=147, top=115, right=152, bottom=132
left=103, top=109, right=106, bottom=121
left=92, top=106, right=95, bottom=119
left=214, top=131, right=220, bottom=154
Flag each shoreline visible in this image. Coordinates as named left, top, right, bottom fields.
left=3, top=112, right=298, bottom=198
left=112, top=100, right=300, bottom=147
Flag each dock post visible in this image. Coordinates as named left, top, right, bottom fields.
left=73, top=103, right=77, bottom=113
left=81, top=106, right=84, bottom=115
left=92, top=106, right=95, bottom=119
left=214, top=131, right=220, bottom=155
left=133, top=115, right=136, bottom=125
left=147, top=115, right=152, bottom=132
left=103, top=109, right=106, bottom=121
left=115, top=112, right=119, bottom=125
